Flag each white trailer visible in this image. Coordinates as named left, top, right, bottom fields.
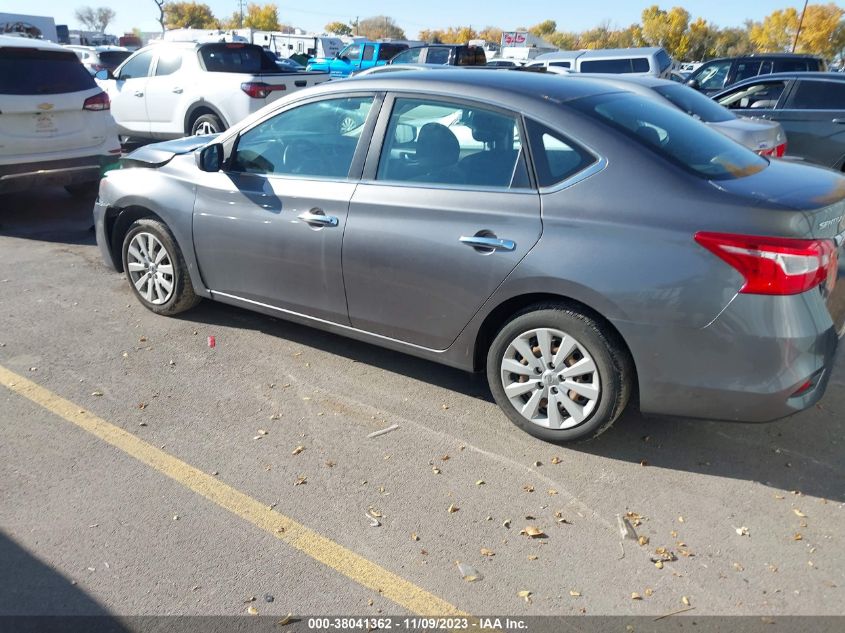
left=234, top=29, right=344, bottom=61
left=0, top=12, right=58, bottom=42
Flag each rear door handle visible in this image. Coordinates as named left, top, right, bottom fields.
left=459, top=235, right=516, bottom=252
left=833, top=118, right=845, bottom=124
left=134, top=91, right=144, bottom=97
left=172, top=87, right=183, bottom=94
left=297, top=210, right=338, bottom=227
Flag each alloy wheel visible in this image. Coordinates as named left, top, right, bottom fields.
left=126, top=232, right=175, bottom=305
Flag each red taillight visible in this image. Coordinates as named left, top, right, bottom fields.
left=695, top=232, right=837, bottom=296
left=757, top=142, right=787, bottom=158
left=83, top=91, right=110, bottom=111
left=240, top=82, right=286, bottom=99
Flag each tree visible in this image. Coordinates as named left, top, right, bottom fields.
left=74, top=6, right=116, bottom=32
left=242, top=3, right=280, bottom=30
left=795, top=3, right=845, bottom=58
left=640, top=5, right=691, bottom=58
left=749, top=7, right=799, bottom=52
left=418, top=29, right=444, bottom=43
left=712, top=26, right=755, bottom=57
left=164, top=2, right=218, bottom=29
left=686, top=17, right=718, bottom=60
left=476, top=26, right=503, bottom=45
left=152, top=0, right=165, bottom=34
left=325, top=21, right=353, bottom=36
left=529, top=20, right=556, bottom=37
left=357, top=15, right=405, bottom=40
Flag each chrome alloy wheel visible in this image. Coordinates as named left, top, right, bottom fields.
left=126, top=232, right=175, bottom=305
left=500, top=328, right=601, bottom=429
left=195, top=120, right=218, bottom=135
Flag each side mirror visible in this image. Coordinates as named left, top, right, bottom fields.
left=685, top=78, right=700, bottom=91
left=94, top=68, right=112, bottom=81
left=196, top=143, right=223, bottom=172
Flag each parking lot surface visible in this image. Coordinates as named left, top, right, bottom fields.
left=1, top=188, right=844, bottom=618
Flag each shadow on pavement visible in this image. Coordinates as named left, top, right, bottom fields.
left=0, top=187, right=96, bottom=246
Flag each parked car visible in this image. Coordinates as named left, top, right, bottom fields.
left=0, top=35, right=120, bottom=195
left=713, top=72, right=845, bottom=170
left=95, top=41, right=329, bottom=139
left=685, top=53, right=825, bottom=96
left=66, top=45, right=132, bottom=75
left=565, top=74, right=786, bottom=156
left=93, top=70, right=844, bottom=442
left=306, top=41, right=409, bottom=78
left=389, top=44, right=487, bottom=66
left=532, top=47, right=674, bottom=78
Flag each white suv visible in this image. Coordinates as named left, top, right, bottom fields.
left=0, top=35, right=121, bottom=195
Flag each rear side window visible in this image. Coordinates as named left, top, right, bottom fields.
left=733, top=60, right=761, bottom=82
left=656, top=49, right=672, bottom=73
left=99, top=51, right=132, bottom=66
left=200, top=44, right=274, bottom=73
left=571, top=93, right=767, bottom=180
left=772, top=59, right=810, bottom=72
left=155, top=51, right=183, bottom=76
left=526, top=120, right=596, bottom=187
left=580, top=58, right=648, bottom=74
left=362, top=45, right=375, bottom=61
left=0, top=47, right=95, bottom=95
left=428, top=47, right=451, bottom=65
left=391, top=48, right=420, bottom=64
left=789, top=81, right=845, bottom=109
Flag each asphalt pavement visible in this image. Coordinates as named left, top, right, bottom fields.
left=1, top=187, right=843, bottom=621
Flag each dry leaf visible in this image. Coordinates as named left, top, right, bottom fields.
left=793, top=533, right=803, bottom=541
left=291, top=445, right=304, bottom=455
left=735, top=526, right=750, bottom=536
left=793, top=509, right=807, bottom=518
left=517, top=590, right=532, bottom=603
left=432, top=467, right=441, bottom=475
left=480, top=548, right=495, bottom=557
left=411, top=533, right=419, bottom=541
left=644, top=588, right=654, bottom=597
left=277, top=614, right=293, bottom=627
left=447, top=503, right=459, bottom=513
left=678, top=516, right=685, bottom=523
left=547, top=489, right=558, bottom=496
left=625, top=512, right=644, bottom=526
left=502, top=519, right=511, bottom=529
left=551, top=456, right=562, bottom=464
left=733, top=562, right=744, bottom=571
left=520, top=526, right=546, bottom=538
left=294, top=476, right=307, bottom=486
left=638, top=536, right=650, bottom=546
left=654, top=561, right=664, bottom=569
left=368, top=507, right=383, bottom=518
left=476, top=480, right=485, bottom=486
left=527, top=555, right=538, bottom=560
left=522, top=484, right=535, bottom=493
left=247, top=606, right=258, bottom=615
left=631, top=592, right=642, bottom=600
left=441, top=454, right=450, bottom=461
left=91, top=391, right=103, bottom=397
left=569, top=590, right=581, bottom=597
left=257, top=429, right=268, bottom=436
left=681, top=596, right=691, bottom=606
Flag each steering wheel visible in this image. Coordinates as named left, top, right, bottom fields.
left=282, top=139, right=324, bottom=174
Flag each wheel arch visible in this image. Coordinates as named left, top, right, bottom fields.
left=105, top=205, right=167, bottom=273
left=472, top=292, right=639, bottom=401
left=183, top=103, right=229, bottom=136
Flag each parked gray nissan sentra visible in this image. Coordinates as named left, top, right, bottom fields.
left=93, top=70, right=845, bottom=442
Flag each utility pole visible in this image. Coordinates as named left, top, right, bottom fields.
left=238, top=0, right=246, bottom=29
left=792, top=0, right=808, bottom=53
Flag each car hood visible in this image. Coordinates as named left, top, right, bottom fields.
left=121, top=135, right=221, bottom=168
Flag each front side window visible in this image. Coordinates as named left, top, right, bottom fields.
left=377, top=98, right=529, bottom=189
left=717, top=81, right=787, bottom=110
left=231, top=96, right=374, bottom=178
left=789, top=80, right=845, bottom=109
left=362, top=45, right=375, bottom=61
left=693, top=60, right=732, bottom=91
left=571, top=93, right=767, bottom=180
left=391, top=48, right=421, bottom=64
left=733, top=60, right=762, bottom=82
left=340, top=44, right=361, bottom=61
left=118, top=49, right=154, bottom=80
left=525, top=120, right=596, bottom=187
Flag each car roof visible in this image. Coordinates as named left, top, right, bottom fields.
left=0, top=35, right=66, bottom=51
left=723, top=71, right=845, bottom=87
left=344, top=68, right=623, bottom=103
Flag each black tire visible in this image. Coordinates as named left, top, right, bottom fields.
left=121, top=218, right=201, bottom=316
left=486, top=304, right=633, bottom=443
left=190, top=113, right=224, bottom=136
left=64, top=181, right=99, bottom=197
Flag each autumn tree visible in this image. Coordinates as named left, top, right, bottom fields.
left=686, top=17, right=718, bottom=60
left=437, top=26, right=478, bottom=44
left=244, top=3, right=280, bottom=30
left=417, top=29, right=443, bottom=43
left=476, top=26, right=503, bottom=45
left=640, top=5, right=691, bottom=58
left=164, top=2, right=218, bottom=29
left=357, top=15, right=405, bottom=40
left=713, top=26, right=755, bottom=57
left=749, top=7, right=799, bottom=52
left=794, top=3, right=845, bottom=58
left=325, top=21, right=352, bottom=36
left=529, top=20, right=556, bottom=37
left=74, top=6, right=115, bottom=32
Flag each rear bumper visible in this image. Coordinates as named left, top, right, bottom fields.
left=618, top=288, right=840, bottom=423
left=0, top=155, right=119, bottom=194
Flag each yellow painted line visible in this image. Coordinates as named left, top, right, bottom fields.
left=0, top=365, right=466, bottom=617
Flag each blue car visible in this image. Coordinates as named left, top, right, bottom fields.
left=307, top=41, right=408, bottom=78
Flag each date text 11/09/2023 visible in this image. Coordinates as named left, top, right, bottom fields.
left=306, top=617, right=529, bottom=630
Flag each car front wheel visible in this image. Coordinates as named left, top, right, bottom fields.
left=486, top=305, right=632, bottom=442
left=121, top=218, right=200, bottom=316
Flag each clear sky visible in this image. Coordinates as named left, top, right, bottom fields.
left=2, top=0, right=842, bottom=37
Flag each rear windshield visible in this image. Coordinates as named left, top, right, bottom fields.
left=571, top=93, right=767, bottom=180
left=199, top=43, right=277, bottom=73
left=652, top=84, right=734, bottom=123
left=0, top=47, right=95, bottom=95
left=98, top=51, right=132, bottom=66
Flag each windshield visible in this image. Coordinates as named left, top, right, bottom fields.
left=571, top=93, right=767, bottom=180
left=653, top=84, right=734, bottom=123
left=199, top=43, right=276, bottom=73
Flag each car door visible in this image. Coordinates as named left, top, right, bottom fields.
left=715, top=78, right=792, bottom=133
left=359, top=44, right=376, bottom=71
left=106, top=48, right=154, bottom=135
left=144, top=48, right=186, bottom=138
left=192, top=94, right=380, bottom=323
left=343, top=95, right=542, bottom=350
left=774, top=78, right=845, bottom=169
left=329, top=43, right=360, bottom=77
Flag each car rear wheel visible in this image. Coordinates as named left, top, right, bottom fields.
left=486, top=305, right=632, bottom=442
left=191, top=113, right=224, bottom=136
left=121, top=218, right=200, bottom=316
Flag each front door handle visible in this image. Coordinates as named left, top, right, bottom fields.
left=459, top=235, right=516, bottom=252
left=832, top=118, right=845, bottom=125
left=134, top=91, right=144, bottom=97
left=172, top=87, right=183, bottom=94
left=297, top=209, right=338, bottom=227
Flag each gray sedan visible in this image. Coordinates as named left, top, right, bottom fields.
left=93, top=70, right=845, bottom=442
left=565, top=74, right=787, bottom=155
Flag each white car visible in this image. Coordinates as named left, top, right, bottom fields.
left=0, top=35, right=121, bottom=195
left=97, top=41, right=330, bottom=139
left=65, top=45, right=133, bottom=75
